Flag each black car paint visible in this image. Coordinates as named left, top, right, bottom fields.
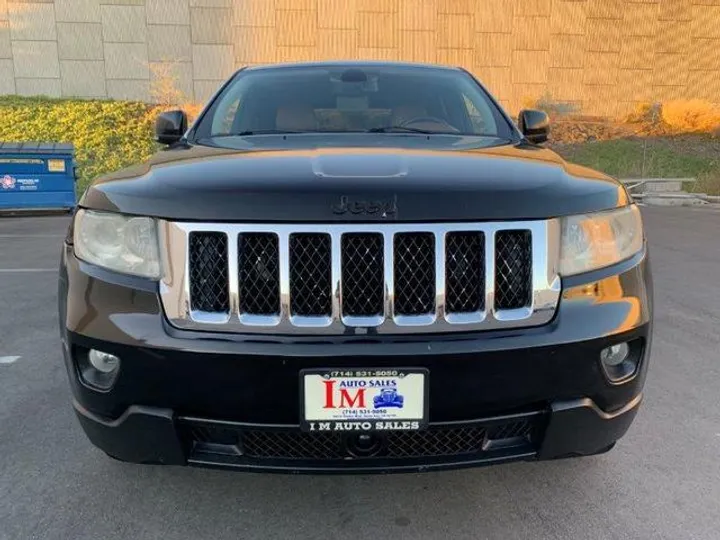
left=154, top=110, right=187, bottom=145
left=59, top=243, right=652, bottom=471
left=79, top=138, right=630, bottom=222
left=60, top=62, right=650, bottom=473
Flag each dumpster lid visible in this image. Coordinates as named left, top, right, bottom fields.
left=0, top=142, right=74, bottom=155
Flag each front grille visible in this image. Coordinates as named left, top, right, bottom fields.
left=189, top=232, right=229, bottom=313
left=180, top=416, right=541, bottom=463
left=166, top=221, right=557, bottom=335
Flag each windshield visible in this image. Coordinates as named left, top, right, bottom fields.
left=192, top=65, right=516, bottom=141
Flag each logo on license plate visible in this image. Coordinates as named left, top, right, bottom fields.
left=321, top=378, right=404, bottom=410
left=302, top=369, right=427, bottom=432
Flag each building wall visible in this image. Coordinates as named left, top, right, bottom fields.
left=0, top=0, right=719, bottom=117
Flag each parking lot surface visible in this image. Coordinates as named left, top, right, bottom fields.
left=1, top=206, right=719, bottom=540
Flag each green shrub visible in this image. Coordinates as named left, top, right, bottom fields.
left=557, top=138, right=716, bottom=179
left=0, top=96, right=159, bottom=194
left=694, top=170, right=720, bottom=196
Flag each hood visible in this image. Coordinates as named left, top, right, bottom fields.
left=81, top=136, right=629, bottom=222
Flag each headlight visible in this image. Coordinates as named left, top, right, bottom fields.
left=74, top=209, right=161, bottom=279
left=559, top=205, right=644, bottom=276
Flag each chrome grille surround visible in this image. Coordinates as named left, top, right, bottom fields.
left=159, top=220, right=561, bottom=336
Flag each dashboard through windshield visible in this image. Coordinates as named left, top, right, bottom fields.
left=191, top=64, right=516, bottom=142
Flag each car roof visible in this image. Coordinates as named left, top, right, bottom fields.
left=242, top=61, right=463, bottom=73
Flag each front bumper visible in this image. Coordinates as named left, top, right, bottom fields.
left=60, top=244, right=652, bottom=473
left=73, top=394, right=642, bottom=473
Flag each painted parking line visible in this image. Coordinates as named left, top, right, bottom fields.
left=0, top=234, right=65, bottom=238
left=0, top=269, right=56, bottom=273
left=0, top=356, right=21, bottom=364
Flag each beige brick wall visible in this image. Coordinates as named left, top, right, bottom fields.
left=0, top=0, right=718, bottom=117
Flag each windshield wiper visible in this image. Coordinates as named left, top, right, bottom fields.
left=195, top=131, right=302, bottom=142
left=367, top=126, right=509, bottom=137
left=366, top=125, right=437, bottom=134
left=233, top=130, right=305, bottom=136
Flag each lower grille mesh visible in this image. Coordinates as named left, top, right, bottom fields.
left=181, top=417, right=540, bottom=462
left=384, top=427, right=486, bottom=458
left=487, top=421, right=534, bottom=441
left=243, top=430, right=344, bottom=460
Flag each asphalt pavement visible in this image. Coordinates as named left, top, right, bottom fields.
left=0, top=206, right=719, bottom=540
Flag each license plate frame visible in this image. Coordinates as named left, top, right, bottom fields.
left=299, top=368, right=429, bottom=433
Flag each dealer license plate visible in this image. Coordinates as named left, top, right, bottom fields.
left=300, top=368, right=428, bottom=432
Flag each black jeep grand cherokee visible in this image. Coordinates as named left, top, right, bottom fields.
left=59, top=62, right=652, bottom=473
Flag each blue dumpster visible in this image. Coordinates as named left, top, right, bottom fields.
left=0, top=142, right=76, bottom=212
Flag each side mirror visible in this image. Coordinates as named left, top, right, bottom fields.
left=518, top=109, right=550, bottom=144
left=155, top=110, right=188, bottom=145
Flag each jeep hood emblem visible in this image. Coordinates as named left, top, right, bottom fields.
left=332, top=196, right=397, bottom=217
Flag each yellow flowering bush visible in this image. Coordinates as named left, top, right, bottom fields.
left=661, top=100, right=720, bottom=134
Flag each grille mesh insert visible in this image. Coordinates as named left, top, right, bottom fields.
left=495, top=230, right=532, bottom=310
left=243, top=431, right=344, bottom=460
left=385, top=427, right=487, bottom=457
left=341, top=233, right=384, bottom=317
left=446, top=232, right=485, bottom=313
left=487, top=421, right=534, bottom=441
left=394, top=233, right=436, bottom=315
left=238, top=233, right=280, bottom=315
left=181, top=418, right=538, bottom=461
left=188, top=232, right=229, bottom=313
left=289, top=234, right=332, bottom=316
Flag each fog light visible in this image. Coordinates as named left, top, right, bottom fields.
left=77, top=349, right=121, bottom=390
left=88, top=349, right=120, bottom=374
left=600, top=343, right=630, bottom=367
left=600, top=341, right=638, bottom=383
